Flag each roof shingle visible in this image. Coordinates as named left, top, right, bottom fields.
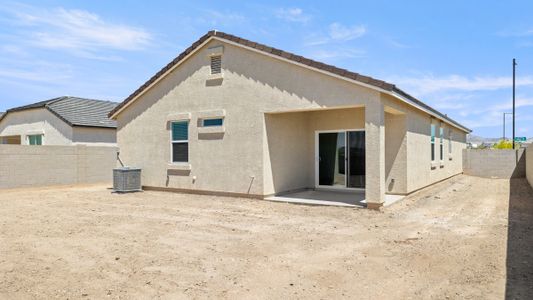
left=0, top=96, right=118, bottom=128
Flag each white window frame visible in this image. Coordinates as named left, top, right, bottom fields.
left=314, top=128, right=366, bottom=191
left=170, top=121, right=189, bottom=164
left=27, top=134, right=44, bottom=146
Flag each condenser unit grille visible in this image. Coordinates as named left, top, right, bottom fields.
left=113, top=168, right=142, bottom=192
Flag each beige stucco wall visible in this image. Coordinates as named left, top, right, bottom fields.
left=115, top=38, right=467, bottom=198
left=0, top=108, right=73, bottom=145
left=404, top=105, right=467, bottom=192
left=72, top=127, right=117, bottom=146
left=385, top=112, right=407, bottom=194
left=526, top=146, right=533, bottom=188
left=0, top=145, right=117, bottom=189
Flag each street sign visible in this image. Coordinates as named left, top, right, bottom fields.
left=514, top=137, right=527, bottom=142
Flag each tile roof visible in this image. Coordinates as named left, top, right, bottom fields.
left=0, top=96, right=118, bottom=128
left=109, top=30, right=470, bottom=132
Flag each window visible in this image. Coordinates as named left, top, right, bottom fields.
left=439, top=126, right=444, bottom=161
left=210, top=55, right=222, bottom=75
left=430, top=124, right=436, bottom=161
left=171, top=121, right=189, bottom=163
left=202, top=118, right=223, bottom=127
left=28, top=134, right=43, bottom=145
left=448, top=129, right=453, bottom=155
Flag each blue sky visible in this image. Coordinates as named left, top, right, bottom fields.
left=0, top=0, right=532, bottom=138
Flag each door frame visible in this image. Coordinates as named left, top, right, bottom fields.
left=314, top=129, right=365, bottom=191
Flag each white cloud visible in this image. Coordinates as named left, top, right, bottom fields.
left=308, top=48, right=365, bottom=60
left=488, top=97, right=533, bottom=111
left=275, top=8, right=311, bottom=23
left=305, top=22, right=366, bottom=46
left=201, top=10, right=246, bottom=27
left=391, top=74, right=533, bottom=96
left=497, top=28, right=533, bottom=37
left=2, top=4, right=151, bottom=54
left=328, top=23, right=366, bottom=41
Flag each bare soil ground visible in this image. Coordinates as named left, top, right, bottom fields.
left=0, top=175, right=532, bottom=299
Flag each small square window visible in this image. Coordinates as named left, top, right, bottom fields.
left=28, top=134, right=43, bottom=145
left=203, top=118, right=223, bottom=127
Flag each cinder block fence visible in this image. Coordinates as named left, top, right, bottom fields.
left=463, top=149, right=526, bottom=179
left=0, top=145, right=118, bottom=189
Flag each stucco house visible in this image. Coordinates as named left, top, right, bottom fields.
left=109, top=31, right=471, bottom=209
left=0, top=96, right=117, bottom=146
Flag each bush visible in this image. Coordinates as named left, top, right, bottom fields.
left=493, top=140, right=518, bottom=149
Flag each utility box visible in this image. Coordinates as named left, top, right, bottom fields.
left=113, top=168, right=142, bottom=192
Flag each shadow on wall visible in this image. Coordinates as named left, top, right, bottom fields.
left=512, top=150, right=527, bottom=178
left=505, top=178, right=533, bottom=298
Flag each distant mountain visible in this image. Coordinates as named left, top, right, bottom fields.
left=467, top=134, right=500, bottom=145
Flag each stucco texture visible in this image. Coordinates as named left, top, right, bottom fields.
left=114, top=39, right=467, bottom=202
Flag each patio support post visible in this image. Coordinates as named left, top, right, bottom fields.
left=365, top=101, right=386, bottom=209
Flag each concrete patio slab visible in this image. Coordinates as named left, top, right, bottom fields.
left=265, top=189, right=404, bottom=207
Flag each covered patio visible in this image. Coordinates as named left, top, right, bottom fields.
left=263, top=101, right=407, bottom=209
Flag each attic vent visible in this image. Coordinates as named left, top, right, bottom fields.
left=210, top=55, right=222, bottom=74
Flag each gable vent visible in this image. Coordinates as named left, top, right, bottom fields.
left=210, top=55, right=222, bottom=74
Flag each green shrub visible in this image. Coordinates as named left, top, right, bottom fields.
left=493, top=140, right=517, bottom=149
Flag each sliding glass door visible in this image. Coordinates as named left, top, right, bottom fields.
left=317, top=130, right=365, bottom=189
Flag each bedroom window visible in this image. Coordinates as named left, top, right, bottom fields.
left=431, top=124, right=436, bottom=161
left=171, top=121, right=189, bottom=163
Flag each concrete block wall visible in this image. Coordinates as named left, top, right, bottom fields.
left=527, top=145, right=533, bottom=188
left=0, top=145, right=117, bottom=189
left=463, top=149, right=526, bottom=179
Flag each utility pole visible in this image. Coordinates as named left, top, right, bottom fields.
left=512, top=58, right=517, bottom=149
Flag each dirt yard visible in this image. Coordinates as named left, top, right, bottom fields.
left=0, top=175, right=532, bottom=299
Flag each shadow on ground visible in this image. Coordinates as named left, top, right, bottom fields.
left=506, top=178, right=533, bottom=299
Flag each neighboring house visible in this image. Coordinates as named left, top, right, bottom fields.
left=0, top=96, right=118, bottom=146
left=109, top=31, right=471, bottom=209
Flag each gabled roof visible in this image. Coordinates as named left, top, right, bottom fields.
left=0, top=96, right=118, bottom=128
left=109, top=30, right=471, bottom=133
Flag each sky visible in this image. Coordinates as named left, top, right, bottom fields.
left=0, top=1, right=532, bottom=138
